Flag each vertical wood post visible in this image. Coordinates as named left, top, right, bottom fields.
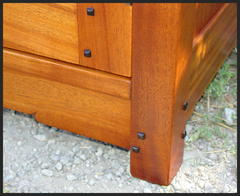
left=130, top=3, right=196, bottom=185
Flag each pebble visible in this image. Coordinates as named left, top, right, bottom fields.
left=50, top=154, right=60, bottom=161
left=79, top=154, right=86, bottom=161
left=67, top=174, right=77, bottom=181
left=89, top=179, right=95, bottom=186
left=74, top=158, right=81, bottom=164
left=33, top=134, right=47, bottom=142
left=41, top=169, right=53, bottom=177
left=106, top=173, right=113, bottom=180
left=68, top=186, right=74, bottom=191
left=72, top=146, right=79, bottom=153
left=186, top=124, right=193, bottom=133
left=48, top=140, right=55, bottom=145
left=55, top=150, right=60, bottom=155
left=96, top=147, right=103, bottom=157
left=60, top=156, right=70, bottom=164
left=55, top=162, right=63, bottom=171
left=41, top=163, right=49, bottom=169
left=198, top=180, right=205, bottom=188
left=224, top=108, right=236, bottom=125
left=208, top=153, right=218, bottom=161
left=144, top=188, right=152, bottom=193
left=5, top=173, right=16, bottom=181
left=116, top=168, right=124, bottom=176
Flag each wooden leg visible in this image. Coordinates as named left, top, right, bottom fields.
left=130, top=3, right=236, bottom=185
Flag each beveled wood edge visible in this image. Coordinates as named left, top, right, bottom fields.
left=3, top=47, right=131, bottom=100
left=186, top=3, right=237, bottom=120
left=193, top=3, right=231, bottom=48
left=169, top=2, right=236, bottom=182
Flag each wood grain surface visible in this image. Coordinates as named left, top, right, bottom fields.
left=77, top=3, right=132, bottom=77
left=130, top=3, right=236, bottom=185
left=185, top=3, right=237, bottom=120
left=3, top=3, right=79, bottom=64
left=3, top=2, right=236, bottom=186
left=3, top=67, right=131, bottom=149
left=4, top=47, right=131, bottom=99
left=195, top=3, right=224, bottom=36
left=130, top=3, right=197, bottom=185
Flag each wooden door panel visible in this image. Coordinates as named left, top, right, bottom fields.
left=3, top=3, right=79, bottom=64
left=77, top=3, right=132, bottom=77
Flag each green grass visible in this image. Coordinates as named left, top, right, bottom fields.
left=206, top=61, right=236, bottom=100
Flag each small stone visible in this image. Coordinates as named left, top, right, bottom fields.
left=106, top=173, right=113, bottom=180
left=74, top=158, right=81, bottom=164
left=68, top=186, right=74, bottom=191
left=67, top=174, right=77, bottom=181
left=116, top=168, right=124, bottom=176
left=186, top=124, right=193, bottom=133
left=103, top=154, right=108, bottom=159
left=198, top=180, right=205, bottom=188
left=60, top=156, right=70, bottom=164
left=66, top=162, right=72, bottom=168
left=72, top=146, right=79, bottom=153
left=79, top=154, right=86, bottom=161
left=144, top=188, right=152, bottom=193
left=50, top=154, right=60, bottom=161
left=41, top=169, right=53, bottom=177
left=224, top=108, right=236, bottom=125
left=55, top=162, right=63, bottom=171
left=34, top=134, right=47, bottom=142
left=208, top=153, right=218, bottom=161
left=41, top=163, right=49, bottom=169
left=55, top=150, right=60, bottom=155
left=89, top=179, right=95, bottom=186
left=48, top=139, right=55, bottom=145
left=96, top=147, right=103, bottom=157
left=5, top=173, right=16, bottom=181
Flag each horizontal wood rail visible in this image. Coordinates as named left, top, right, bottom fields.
left=3, top=48, right=131, bottom=100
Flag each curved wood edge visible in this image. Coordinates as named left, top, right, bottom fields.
left=3, top=47, right=131, bottom=100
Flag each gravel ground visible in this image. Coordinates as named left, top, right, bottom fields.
left=3, top=107, right=237, bottom=193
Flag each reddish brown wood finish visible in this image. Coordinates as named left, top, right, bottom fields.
left=3, top=66, right=131, bottom=149
left=130, top=3, right=236, bottom=185
left=194, top=3, right=224, bottom=36
left=185, top=3, right=237, bottom=120
left=4, top=48, right=131, bottom=99
left=130, top=3, right=196, bottom=185
left=77, top=3, right=132, bottom=77
left=3, top=3, right=79, bottom=64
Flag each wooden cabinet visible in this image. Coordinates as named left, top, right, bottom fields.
left=3, top=3, right=236, bottom=185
